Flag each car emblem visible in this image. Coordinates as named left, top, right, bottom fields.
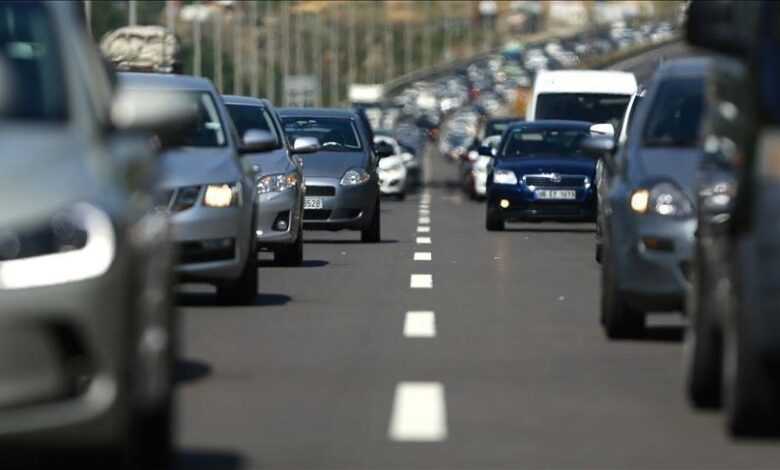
left=549, top=173, right=562, bottom=183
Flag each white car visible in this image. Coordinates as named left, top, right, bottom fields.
left=375, top=135, right=408, bottom=200
left=472, top=135, right=502, bottom=199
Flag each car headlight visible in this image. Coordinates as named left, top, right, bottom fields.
left=340, top=168, right=371, bottom=186
left=493, top=169, right=518, bottom=185
left=0, top=204, right=116, bottom=290
left=257, top=173, right=299, bottom=194
left=630, top=182, right=692, bottom=216
left=203, top=182, right=241, bottom=207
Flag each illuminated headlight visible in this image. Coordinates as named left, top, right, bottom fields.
left=203, top=182, right=241, bottom=208
left=257, top=173, right=298, bottom=194
left=0, top=204, right=115, bottom=289
left=584, top=177, right=592, bottom=190
left=340, top=168, right=371, bottom=186
left=630, top=182, right=692, bottom=216
left=493, top=169, right=518, bottom=185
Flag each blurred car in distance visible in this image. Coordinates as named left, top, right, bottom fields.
left=374, top=135, right=408, bottom=200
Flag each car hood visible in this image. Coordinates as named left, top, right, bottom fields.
left=299, top=151, right=367, bottom=178
left=378, top=155, right=404, bottom=170
left=158, top=146, right=243, bottom=188
left=494, top=155, right=596, bottom=177
left=0, top=126, right=101, bottom=228
left=631, top=147, right=701, bottom=197
left=242, top=147, right=293, bottom=176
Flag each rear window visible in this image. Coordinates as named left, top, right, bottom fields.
left=226, top=104, right=281, bottom=148
left=281, top=117, right=362, bottom=152
left=535, top=93, right=631, bottom=131
left=0, top=1, right=67, bottom=121
left=501, top=127, right=589, bottom=157
left=642, top=78, right=705, bottom=147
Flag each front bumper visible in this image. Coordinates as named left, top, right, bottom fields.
left=255, top=188, right=302, bottom=249
left=611, top=213, right=696, bottom=312
left=171, top=205, right=252, bottom=282
left=487, top=183, right=596, bottom=220
left=301, top=177, right=378, bottom=230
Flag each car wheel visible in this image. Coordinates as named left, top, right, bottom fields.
left=601, top=242, right=644, bottom=339
left=361, top=198, right=381, bottom=243
left=275, top=226, right=304, bottom=267
left=724, top=284, right=780, bottom=436
left=485, top=211, right=504, bottom=231
left=685, top=254, right=723, bottom=409
left=217, top=236, right=258, bottom=305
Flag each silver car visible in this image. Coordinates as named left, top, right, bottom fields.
left=278, top=108, right=384, bottom=243
left=223, top=96, right=306, bottom=266
left=594, top=59, right=709, bottom=338
left=0, top=2, right=180, bottom=466
left=119, top=73, right=271, bottom=305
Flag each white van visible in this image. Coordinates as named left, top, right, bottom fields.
left=527, top=70, right=638, bottom=132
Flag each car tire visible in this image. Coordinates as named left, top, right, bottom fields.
left=685, top=255, right=723, bottom=409
left=724, top=286, right=780, bottom=436
left=217, top=236, right=258, bottom=305
left=275, top=226, right=304, bottom=267
left=485, top=211, right=504, bottom=231
left=601, top=242, right=644, bottom=339
left=361, top=198, right=381, bottom=243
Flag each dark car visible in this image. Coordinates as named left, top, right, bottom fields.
left=485, top=120, right=597, bottom=230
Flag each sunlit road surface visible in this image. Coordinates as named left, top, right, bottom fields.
left=174, top=44, right=780, bottom=469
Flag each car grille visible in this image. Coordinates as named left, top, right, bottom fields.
left=304, top=209, right=332, bottom=220
left=306, top=186, right=336, bottom=196
left=523, top=174, right=587, bottom=187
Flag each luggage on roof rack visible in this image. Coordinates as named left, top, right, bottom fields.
left=100, top=25, right=181, bottom=73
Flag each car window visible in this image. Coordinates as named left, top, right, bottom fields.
left=642, top=78, right=705, bottom=147
left=501, top=127, right=589, bottom=157
left=281, top=117, right=363, bottom=152
left=0, top=1, right=67, bottom=121
left=535, top=93, right=631, bottom=130
left=226, top=104, right=281, bottom=148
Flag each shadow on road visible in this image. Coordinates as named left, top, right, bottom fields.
left=176, top=292, right=291, bottom=307
left=641, top=325, right=685, bottom=342
left=505, top=226, right=596, bottom=234
left=304, top=238, right=399, bottom=245
left=176, top=449, right=245, bottom=470
left=258, top=259, right=329, bottom=268
left=176, top=358, right=212, bottom=384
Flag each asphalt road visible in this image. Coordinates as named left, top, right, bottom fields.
left=174, top=44, right=780, bottom=469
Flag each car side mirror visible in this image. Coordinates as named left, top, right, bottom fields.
left=590, top=123, right=615, bottom=138
left=478, top=145, right=494, bottom=157
left=292, top=136, right=320, bottom=154
left=580, top=135, right=617, bottom=170
left=374, top=142, right=395, bottom=159
left=239, top=129, right=277, bottom=154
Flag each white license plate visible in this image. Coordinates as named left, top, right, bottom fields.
left=304, top=197, right=323, bottom=209
left=535, top=189, right=576, bottom=200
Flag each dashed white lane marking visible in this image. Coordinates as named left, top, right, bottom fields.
left=414, top=252, right=432, bottom=261
left=419, top=209, right=430, bottom=216
left=416, top=236, right=431, bottom=244
left=418, top=217, right=430, bottom=224
left=417, top=226, right=430, bottom=233
left=388, top=382, right=448, bottom=442
left=410, top=274, right=432, bottom=288
left=403, top=311, right=436, bottom=338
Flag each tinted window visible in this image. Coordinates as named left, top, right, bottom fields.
left=281, top=117, right=362, bottom=151
left=501, top=127, right=589, bottom=157
left=535, top=93, right=631, bottom=130
left=226, top=104, right=280, bottom=148
left=0, top=1, right=67, bottom=121
left=642, top=78, right=704, bottom=147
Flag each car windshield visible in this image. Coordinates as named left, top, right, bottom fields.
left=0, top=1, right=67, bottom=121
left=501, top=127, right=589, bottom=157
left=485, top=120, right=518, bottom=138
left=642, top=78, right=704, bottom=147
left=281, top=117, right=362, bottom=151
left=226, top=104, right=281, bottom=149
left=535, top=93, right=631, bottom=131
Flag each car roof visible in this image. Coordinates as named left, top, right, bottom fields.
left=655, top=57, right=713, bottom=79
left=277, top=108, right=358, bottom=119
left=117, top=72, right=216, bottom=91
left=506, top=120, right=592, bottom=131
left=222, top=94, right=274, bottom=108
left=533, top=70, right=637, bottom=95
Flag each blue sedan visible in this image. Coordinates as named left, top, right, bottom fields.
left=485, top=121, right=597, bottom=230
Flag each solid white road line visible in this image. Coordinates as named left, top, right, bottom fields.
left=417, top=226, right=430, bottom=233
left=410, top=274, right=432, bottom=288
left=388, top=382, right=448, bottom=442
left=418, top=217, right=430, bottom=224
left=414, top=252, right=432, bottom=261
left=416, top=237, right=431, bottom=244
left=404, top=311, right=436, bottom=338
